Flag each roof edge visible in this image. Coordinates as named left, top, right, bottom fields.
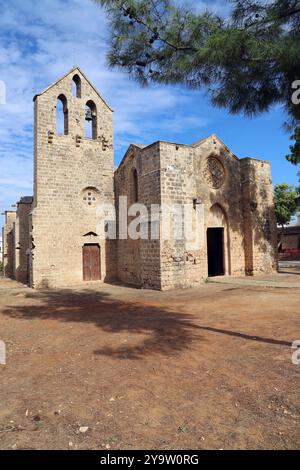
left=192, top=134, right=239, bottom=160
left=33, top=66, right=113, bottom=112
left=115, top=144, right=144, bottom=171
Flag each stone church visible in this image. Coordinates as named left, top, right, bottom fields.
left=2, top=67, right=277, bottom=290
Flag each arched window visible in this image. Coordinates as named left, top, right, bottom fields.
left=132, top=168, right=138, bottom=203
left=72, top=74, right=81, bottom=98
left=85, top=100, right=97, bottom=139
left=56, top=94, right=68, bottom=135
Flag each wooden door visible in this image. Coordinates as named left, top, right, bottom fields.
left=83, top=244, right=101, bottom=281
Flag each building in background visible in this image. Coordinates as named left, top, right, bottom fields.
left=278, top=213, right=300, bottom=261
left=2, top=210, right=16, bottom=278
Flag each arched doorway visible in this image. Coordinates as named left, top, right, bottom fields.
left=206, top=204, right=228, bottom=277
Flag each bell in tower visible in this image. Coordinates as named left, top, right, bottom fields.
left=85, top=107, right=93, bottom=122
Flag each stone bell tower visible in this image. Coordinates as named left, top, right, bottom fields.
left=30, top=67, right=116, bottom=288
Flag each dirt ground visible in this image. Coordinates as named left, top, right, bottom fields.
left=0, top=270, right=299, bottom=450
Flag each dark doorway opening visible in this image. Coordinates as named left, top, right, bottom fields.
left=83, top=244, right=101, bottom=281
left=207, top=228, right=225, bottom=277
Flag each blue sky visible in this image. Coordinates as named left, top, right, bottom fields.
left=0, top=0, right=299, bottom=229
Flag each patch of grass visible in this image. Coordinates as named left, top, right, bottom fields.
left=177, top=425, right=189, bottom=434
left=108, top=436, right=119, bottom=444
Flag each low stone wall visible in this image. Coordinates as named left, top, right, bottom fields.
left=279, top=251, right=300, bottom=261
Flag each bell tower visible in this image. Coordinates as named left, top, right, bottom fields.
left=31, top=67, right=116, bottom=287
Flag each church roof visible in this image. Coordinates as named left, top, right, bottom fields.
left=192, top=134, right=239, bottom=160
left=116, top=134, right=240, bottom=171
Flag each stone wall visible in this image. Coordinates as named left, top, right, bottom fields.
left=114, top=143, right=161, bottom=289
left=14, top=197, right=33, bottom=284
left=138, top=143, right=161, bottom=289
left=159, top=141, right=200, bottom=290
left=241, top=158, right=278, bottom=275
left=31, top=67, right=116, bottom=288
left=2, top=211, right=16, bottom=278
left=115, top=145, right=142, bottom=286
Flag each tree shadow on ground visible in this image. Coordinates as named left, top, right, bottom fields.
left=194, top=325, right=291, bottom=346
left=2, top=287, right=292, bottom=359
left=3, top=288, right=203, bottom=360
left=278, top=271, right=300, bottom=276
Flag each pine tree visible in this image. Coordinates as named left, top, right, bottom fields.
left=96, top=0, right=300, bottom=162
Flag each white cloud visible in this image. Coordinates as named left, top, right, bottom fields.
left=0, top=0, right=213, bottom=227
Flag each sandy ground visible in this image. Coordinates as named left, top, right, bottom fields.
left=0, top=270, right=299, bottom=450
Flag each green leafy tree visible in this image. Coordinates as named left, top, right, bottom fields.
left=297, top=170, right=300, bottom=200
left=274, top=183, right=300, bottom=246
left=96, top=0, right=300, bottom=161
left=286, top=127, right=300, bottom=164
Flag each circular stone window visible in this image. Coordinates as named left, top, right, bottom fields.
left=202, top=157, right=225, bottom=189
left=82, top=187, right=99, bottom=207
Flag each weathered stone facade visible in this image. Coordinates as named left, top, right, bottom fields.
left=2, top=67, right=278, bottom=290
left=115, top=136, right=278, bottom=290
left=2, top=210, right=17, bottom=278
left=30, top=67, right=116, bottom=288
left=14, top=197, right=33, bottom=284
left=115, top=143, right=162, bottom=289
